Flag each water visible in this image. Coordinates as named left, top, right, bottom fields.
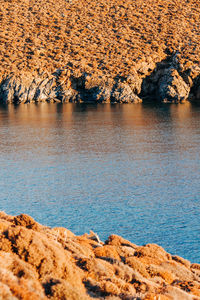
left=0, top=102, right=199, bottom=263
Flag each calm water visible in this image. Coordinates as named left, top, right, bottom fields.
left=0, top=102, right=199, bottom=262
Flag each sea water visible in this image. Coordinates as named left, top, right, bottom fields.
left=0, top=102, right=199, bottom=262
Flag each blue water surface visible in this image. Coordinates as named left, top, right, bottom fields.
left=0, top=102, right=199, bottom=262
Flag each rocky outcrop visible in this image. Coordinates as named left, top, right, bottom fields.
left=1, top=56, right=200, bottom=104
left=140, top=53, right=198, bottom=103
left=0, top=212, right=200, bottom=299
left=1, top=0, right=200, bottom=103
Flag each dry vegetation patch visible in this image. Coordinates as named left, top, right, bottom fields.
left=0, top=212, right=200, bottom=299
left=0, top=0, right=200, bottom=102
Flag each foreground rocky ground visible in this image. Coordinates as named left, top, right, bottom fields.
left=0, top=0, right=200, bottom=103
left=0, top=212, right=200, bottom=299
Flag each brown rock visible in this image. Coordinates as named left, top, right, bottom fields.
left=0, top=265, right=46, bottom=299
left=134, top=244, right=172, bottom=265
left=125, top=256, right=150, bottom=278
left=94, top=245, right=121, bottom=261
left=0, top=212, right=200, bottom=299
left=160, top=261, right=196, bottom=282
left=106, top=234, right=137, bottom=248
left=172, top=255, right=191, bottom=268
left=51, top=227, right=75, bottom=240
left=0, top=225, right=88, bottom=298
left=0, top=219, right=12, bottom=232
left=191, top=263, right=200, bottom=271
left=13, top=214, right=42, bottom=231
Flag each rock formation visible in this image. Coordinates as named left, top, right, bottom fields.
left=0, top=0, right=200, bottom=103
left=0, top=212, right=200, bottom=299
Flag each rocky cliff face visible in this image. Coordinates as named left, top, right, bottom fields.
left=0, top=0, right=200, bottom=103
left=0, top=212, right=200, bottom=299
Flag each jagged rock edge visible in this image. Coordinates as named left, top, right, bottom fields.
left=0, top=55, right=199, bottom=104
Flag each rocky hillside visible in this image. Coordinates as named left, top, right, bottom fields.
left=0, top=0, right=200, bottom=103
left=0, top=212, right=200, bottom=299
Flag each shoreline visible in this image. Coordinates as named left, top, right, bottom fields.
left=1, top=53, right=200, bottom=104
left=0, top=212, right=200, bottom=299
left=1, top=0, right=200, bottom=104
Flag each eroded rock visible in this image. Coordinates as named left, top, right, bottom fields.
left=158, top=68, right=190, bottom=103
left=0, top=212, right=199, bottom=299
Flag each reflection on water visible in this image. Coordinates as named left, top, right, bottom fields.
left=0, top=102, right=200, bottom=262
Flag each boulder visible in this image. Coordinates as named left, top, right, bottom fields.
left=0, top=212, right=199, bottom=299
left=111, top=82, right=142, bottom=103
left=158, top=68, right=190, bottom=102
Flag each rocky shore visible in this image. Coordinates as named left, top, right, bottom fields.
left=1, top=0, right=200, bottom=104
left=0, top=212, right=200, bottom=299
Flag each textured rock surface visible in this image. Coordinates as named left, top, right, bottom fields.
left=0, top=0, right=200, bottom=103
left=0, top=212, right=200, bottom=299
